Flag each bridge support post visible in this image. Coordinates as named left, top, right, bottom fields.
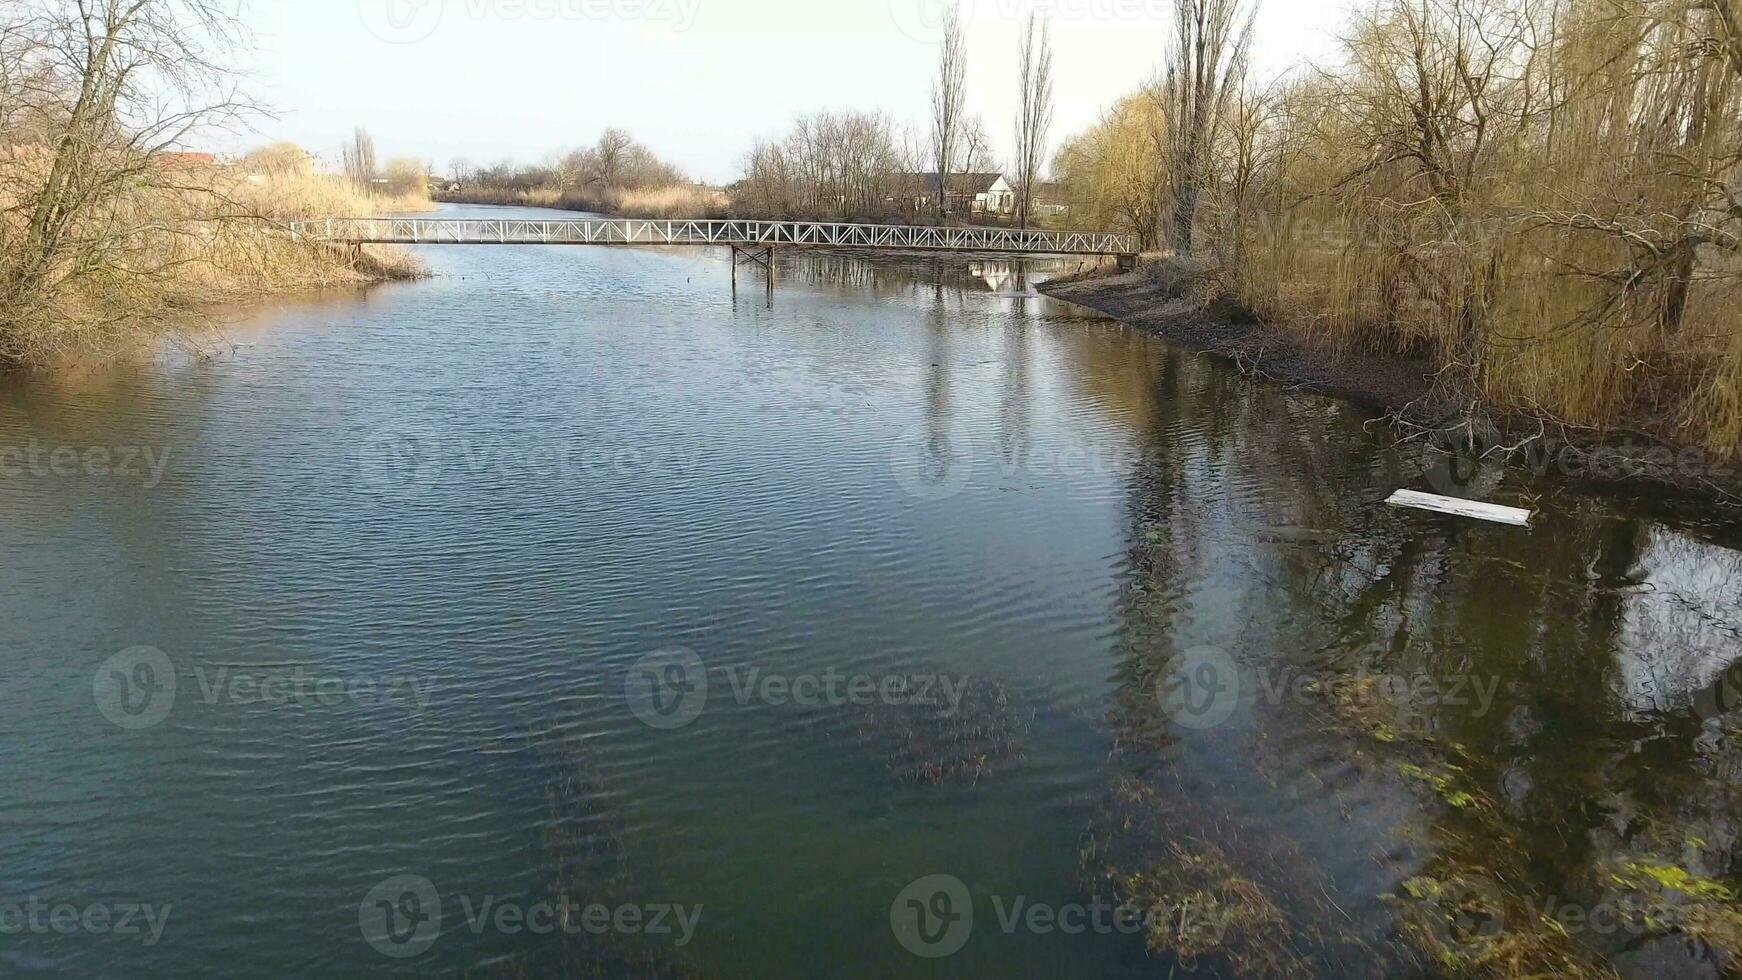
left=730, top=245, right=777, bottom=308
left=1116, top=253, right=1137, bottom=273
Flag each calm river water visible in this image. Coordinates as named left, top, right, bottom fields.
left=2, top=205, right=1739, bottom=977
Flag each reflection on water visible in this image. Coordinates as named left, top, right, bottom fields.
left=0, top=204, right=1738, bottom=978
left=1094, top=346, right=1742, bottom=975
left=776, top=251, right=1092, bottom=299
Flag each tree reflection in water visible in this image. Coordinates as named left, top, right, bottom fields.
left=1087, top=343, right=1742, bottom=976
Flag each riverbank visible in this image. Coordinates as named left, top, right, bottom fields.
left=1041, top=262, right=1742, bottom=509
left=0, top=236, right=424, bottom=369
left=0, top=162, right=427, bottom=368
left=1044, top=262, right=1442, bottom=414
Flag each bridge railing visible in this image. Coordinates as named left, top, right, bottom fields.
left=288, top=218, right=1137, bottom=256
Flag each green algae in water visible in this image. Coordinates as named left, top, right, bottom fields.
left=1396, top=764, right=1485, bottom=811
left=1603, top=860, right=1742, bottom=962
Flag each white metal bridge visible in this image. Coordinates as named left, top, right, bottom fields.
left=288, top=218, right=1138, bottom=257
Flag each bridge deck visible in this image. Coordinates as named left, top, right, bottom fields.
left=290, top=218, right=1136, bottom=256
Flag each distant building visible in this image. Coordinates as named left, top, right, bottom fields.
left=895, top=172, right=1014, bottom=215
left=1030, top=181, right=1070, bottom=217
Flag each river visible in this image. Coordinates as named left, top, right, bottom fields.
left=2, top=204, right=1738, bottom=977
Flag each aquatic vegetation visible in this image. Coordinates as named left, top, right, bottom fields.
left=1376, top=721, right=1740, bottom=976
left=1116, top=840, right=1309, bottom=975
left=1388, top=856, right=1741, bottom=979
left=467, top=725, right=702, bottom=979
left=538, top=734, right=636, bottom=909
left=1395, top=764, right=1486, bottom=812
left=839, top=676, right=1030, bottom=785
left=1318, top=674, right=1409, bottom=741
left=1604, top=860, right=1742, bottom=964
left=1079, top=779, right=1375, bottom=976
left=1114, top=503, right=1742, bottom=979
left=1613, top=861, right=1735, bottom=903
left=1389, top=871, right=1612, bottom=979
left=1309, top=670, right=1476, bottom=751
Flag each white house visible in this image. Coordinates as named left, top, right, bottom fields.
left=897, top=173, right=1016, bottom=215
left=972, top=174, right=1016, bottom=214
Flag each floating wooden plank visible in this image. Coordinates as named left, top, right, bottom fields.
left=1385, top=490, right=1533, bottom=527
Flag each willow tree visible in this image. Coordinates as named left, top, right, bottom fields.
left=1053, top=92, right=1166, bottom=247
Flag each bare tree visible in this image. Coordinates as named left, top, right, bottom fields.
left=341, top=127, right=377, bottom=191
left=591, top=128, right=634, bottom=188
left=738, top=109, right=911, bottom=220
left=1155, top=0, right=1256, bottom=254
left=964, top=115, right=994, bottom=168
left=560, top=129, right=683, bottom=191
left=1207, top=79, right=1273, bottom=267
left=929, top=2, right=967, bottom=220
left=1047, top=0, right=1742, bottom=476
left=1014, top=13, right=1055, bottom=228
left=0, top=0, right=249, bottom=352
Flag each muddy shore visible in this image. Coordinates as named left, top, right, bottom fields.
left=1040, top=267, right=1742, bottom=510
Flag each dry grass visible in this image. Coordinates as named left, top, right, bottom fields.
left=1162, top=0, right=1742, bottom=462
left=613, top=184, right=729, bottom=217
left=170, top=167, right=426, bottom=298
left=437, top=182, right=728, bottom=219
left=0, top=151, right=427, bottom=366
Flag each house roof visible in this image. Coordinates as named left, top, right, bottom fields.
left=1031, top=181, right=1070, bottom=203
left=898, top=172, right=1006, bottom=196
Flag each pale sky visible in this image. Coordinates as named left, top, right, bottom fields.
left=240, top=0, right=1349, bottom=183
